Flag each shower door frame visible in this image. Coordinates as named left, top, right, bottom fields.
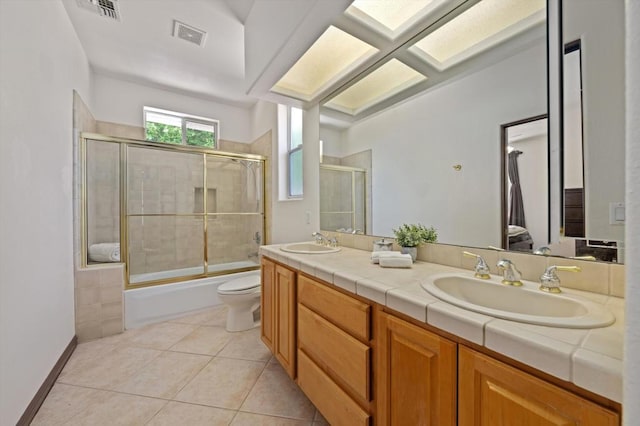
left=80, top=132, right=266, bottom=289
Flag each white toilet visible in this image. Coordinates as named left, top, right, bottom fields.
left=217, top=272, right=261, bottom=332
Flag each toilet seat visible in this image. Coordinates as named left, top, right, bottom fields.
left=218, top=275, right=260, bottom=295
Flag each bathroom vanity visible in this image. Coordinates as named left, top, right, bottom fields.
left=260, top=244, right=622, bottom=425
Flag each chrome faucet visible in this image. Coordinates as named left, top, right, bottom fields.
left=533, top=246, right=551, bottom=255
left=539, top=265, right=581, bottom=293
left=312, top=232, right=329, bottom=245
left=497, top=259, right=523, bottom=286
left=463, top=251, right=491, bottom=279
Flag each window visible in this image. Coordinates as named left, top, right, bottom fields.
left=144, top=106, right=218, bottom=148
left=288, top=106, right=303, bottom=197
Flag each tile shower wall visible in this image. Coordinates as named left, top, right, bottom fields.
left=74, top=265, right=125, bottom=341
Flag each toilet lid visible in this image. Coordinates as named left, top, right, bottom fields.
left=218, top=275, right=260, bottom=292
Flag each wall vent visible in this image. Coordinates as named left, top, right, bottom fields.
left=76, top=0, right=121, bottom=21
left=173, top=20, right=207, bottom=47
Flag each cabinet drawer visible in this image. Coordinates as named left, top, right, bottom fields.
left=298, top=274, right=370, bottom=341
left=298, top=349, right=370, bottom=426
left=298, top=304, right=370, bottom=401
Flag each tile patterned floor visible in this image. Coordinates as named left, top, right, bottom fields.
left=33, top=306, right=329, bottom=425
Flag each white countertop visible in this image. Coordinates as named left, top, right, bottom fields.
left=260, top=243, right=624, bottom=403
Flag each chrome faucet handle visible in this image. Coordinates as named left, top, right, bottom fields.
left=533, top=246, right=552, bottom=255
left=496, top=259, right=523, bottom=286
left=463, top=251, right=491, bottom=279
left=540, top=265, right=581, bottom=293
left=329, top=237, right=338, bottom=247
left=312, top=232, right=328, bottom=245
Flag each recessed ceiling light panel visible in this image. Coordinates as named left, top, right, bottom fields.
left=411, top=0, right=545, bottom=69
left=346, top=0, right=437, bottom=37
left=324, top=58, right=427, bottom=115
left=272, top=26, right=378, bottom=101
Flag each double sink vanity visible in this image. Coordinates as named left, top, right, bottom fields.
left=259, top=240, right=622, bottom=425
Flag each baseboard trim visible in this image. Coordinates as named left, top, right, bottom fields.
left=17, top=335, right=78, bottom=426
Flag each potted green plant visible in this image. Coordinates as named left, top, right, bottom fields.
left=392, top=223, right=438, bottom=261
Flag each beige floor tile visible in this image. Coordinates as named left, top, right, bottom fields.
left=64, top=391, right=166, bottom=425
left=170, top=305, right=227, bottom=325
left=175, top=357, right=265, bottom=409
left=241, top=362, right=315, bottom=420
left=123, top=322, right=199, bottom=350
left=231, top=412, right=312, bottom=425
left=200, top=306, right=229, bottom=327
left=31, top=384, right=104, bottom=426
left=113, top=351, right=211, bottom=399
left=218, top=328, right=271, bottom=362
left=169, top=325, right=233, bottom=356
left=57, top=345, right=162, bottom=390
left=57, top=340, right=119, bottom=378
left=146, top=401, right=236, bottom=426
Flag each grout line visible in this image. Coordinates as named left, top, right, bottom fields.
left=234, top=356, right=271, bottom=412
left=142, top=399, right=170, bottom=425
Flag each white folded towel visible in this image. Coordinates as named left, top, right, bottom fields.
left=89, top=243, right=120, bottom=262
left=371, top=251, right=405, bottom=264
left=379, top=254, right=413, bottom=268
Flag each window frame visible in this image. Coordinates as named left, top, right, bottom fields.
left=287, top=106, right=304, bottom=198
left=143, top=106, right=219, bottom=149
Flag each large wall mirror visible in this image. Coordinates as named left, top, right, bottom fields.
left=557, top=0, right=625, bottom=262
left=318, top=0, right=625, bottom=264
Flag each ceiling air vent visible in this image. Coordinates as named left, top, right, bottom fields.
left=75, top=0, right=121, bottom=21
left=173, top=20, right=207, bottom=47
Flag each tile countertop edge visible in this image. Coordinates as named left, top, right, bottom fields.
left=259, top=244, right=623, bottom=403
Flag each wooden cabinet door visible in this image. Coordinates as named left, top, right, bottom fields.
left=376, top=311, right=457, bottom=426
left=459, top=346, right=619, bottom=426
left=260, top=257, right=276, bottom=353
left=275, top=264, right=296, bottom=378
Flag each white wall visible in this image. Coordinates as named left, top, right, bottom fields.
left=319, top=126, right=343, bottom=159
left=251, top=99, right=278, bottom=142
left=91, top=73, right=253, bottom=143
left=624, top=0, right=640, bottom=422
left=0, top=0, right=91, bottom=423
left=340, top=43, right=546, bottom=246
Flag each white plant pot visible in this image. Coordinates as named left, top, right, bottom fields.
left=401, top=246, right=417, bottom=261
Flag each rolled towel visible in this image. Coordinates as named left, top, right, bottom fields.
left=371, top=251, right=405, bottom=264
left=88, top=243, right=120, bottom=262
left=379, top=253, right=413, bottom=268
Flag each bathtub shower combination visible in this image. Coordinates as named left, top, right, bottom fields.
left=81, top=134, right=265, bottom=327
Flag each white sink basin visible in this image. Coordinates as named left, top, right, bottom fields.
left=422, top=273, right=615, bottom=329
left=280, top=242, right=341, bottom=254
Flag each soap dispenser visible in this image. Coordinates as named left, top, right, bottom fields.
left=373, top=238, right=393, bottom=252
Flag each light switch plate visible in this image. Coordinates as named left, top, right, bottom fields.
left=609, top=202, right=625, bottom=225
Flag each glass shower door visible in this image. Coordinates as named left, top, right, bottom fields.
left=127, top=147, right=205, bottom=284
left=206, top=156, right=264, bottom=274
